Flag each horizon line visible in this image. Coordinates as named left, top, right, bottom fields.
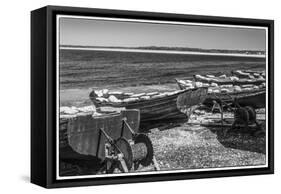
left=59, top=46, right=266, bottom=58
left=59, top=44, right=265, bottom=52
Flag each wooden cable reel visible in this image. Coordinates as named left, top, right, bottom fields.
left=101, top=119, right=156, bottom=173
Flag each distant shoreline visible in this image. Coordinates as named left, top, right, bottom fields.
left=60, top=46, right=265, bottom=58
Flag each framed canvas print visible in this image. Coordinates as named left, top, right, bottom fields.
left=31, top=5, right=274, bottom=188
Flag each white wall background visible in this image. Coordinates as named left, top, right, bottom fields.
left=0, top=0, right=279, bottom=193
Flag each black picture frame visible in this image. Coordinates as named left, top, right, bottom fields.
left=31, top=5, right=274, bottom=188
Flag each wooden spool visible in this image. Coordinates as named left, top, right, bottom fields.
left=111, top=133, right=154, bottom=171
left=133, top=133, right=154, bottom=167
left=110, top=135, right=153, bottom=171
left=131, top=143, right=148, bottom=162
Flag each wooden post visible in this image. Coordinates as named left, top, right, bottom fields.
left=119, top=157, right=129, bottom=173
left=152, top=156, right=160, bottom=171
left=220, top=103, right=224, bottom=127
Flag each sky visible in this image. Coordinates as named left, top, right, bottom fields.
left=59, top=17, right=266, bottom=51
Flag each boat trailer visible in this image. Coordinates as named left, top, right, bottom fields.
left=206, top=93, right=264, bottom=136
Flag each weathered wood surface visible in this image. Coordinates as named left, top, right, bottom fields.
left=204, top=89, right=266, bottom=108
left=59, top=109, right=140, bottom=161
left=94, top=88, right=208, bottom=124
left=194, top=77, right=265, bottom=86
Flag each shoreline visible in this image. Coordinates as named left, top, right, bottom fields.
left=60, top=47, right=265, bottom=58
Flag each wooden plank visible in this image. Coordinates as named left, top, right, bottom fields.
left=200, top=122, right=260, bottom=129
left=60, top=110, right=140, bottom=161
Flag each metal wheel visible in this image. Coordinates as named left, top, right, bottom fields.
left=115, top=137, right=133, bottom=171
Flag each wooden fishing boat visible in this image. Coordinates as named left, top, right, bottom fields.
left=235, top=79, right=265, bottom=86
left=89, top=87, right=208, bottom=129
left=232, top=70, right=265, bottom=78
left=193, top=75, right=265, bottom=86
left=176, top=79, right=266, bottom=109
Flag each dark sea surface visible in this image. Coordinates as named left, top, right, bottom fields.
left=59, top=49, right=266, bottom=90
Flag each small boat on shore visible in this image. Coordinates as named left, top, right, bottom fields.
left=193, top=73, right=265, bottom=86
left=232, top=70, right=266, bottom=78
left=89, top=87, right=208, bottom=129
left=176, top=78, right=266, bottom=109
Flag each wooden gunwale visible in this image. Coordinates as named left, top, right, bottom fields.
left=96, top=88, right=198, bottom=108
left=194, top=77, right=264, bottom=86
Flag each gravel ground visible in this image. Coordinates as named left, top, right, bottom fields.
left=138, top=109, right=266, bottom=172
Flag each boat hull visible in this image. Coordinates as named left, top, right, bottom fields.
left=93, top=88, right=208, bottom=129
left=59, top=109, right=140, bottom=162
left=177, top=80, right=265, bottom=109
left=194, top=77, right=264, bottom=86
left=203, top=89, right=266, bottom=109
